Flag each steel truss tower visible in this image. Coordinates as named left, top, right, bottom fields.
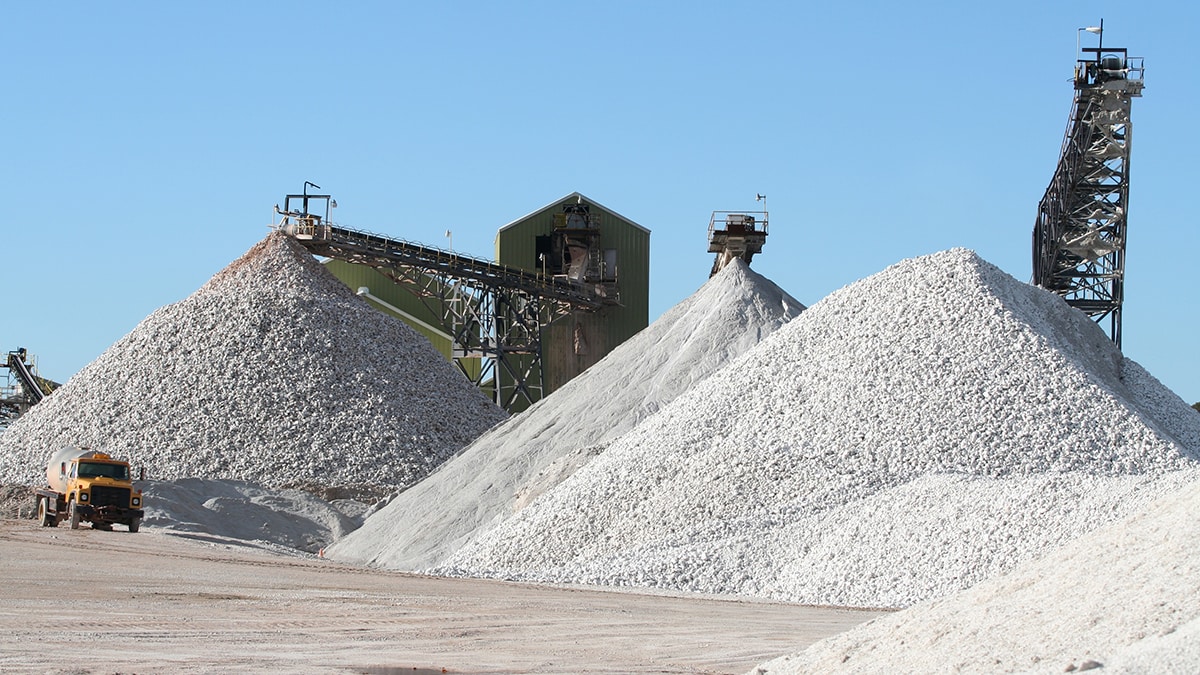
left=1033, top=23, right=1143, bottom=349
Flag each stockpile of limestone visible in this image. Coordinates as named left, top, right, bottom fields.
left=0, top=232, right=507, bottom=493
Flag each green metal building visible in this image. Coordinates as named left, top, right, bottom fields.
left=494, top=192, right=650, bottom=401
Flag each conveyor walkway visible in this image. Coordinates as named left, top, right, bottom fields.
left=293, top=223, right=609, bottom=311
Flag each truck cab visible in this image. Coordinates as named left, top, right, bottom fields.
left=36, top=451, right=145, bottom=532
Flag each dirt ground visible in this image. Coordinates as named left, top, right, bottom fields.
left=0, top=520, right=882, bottom=674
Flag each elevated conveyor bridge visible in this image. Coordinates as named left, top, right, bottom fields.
left=274, top=190, right=617, bottom=411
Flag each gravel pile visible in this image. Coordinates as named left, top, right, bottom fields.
left=753, top=476, right=1200, bottom=673
left=0, top=232, right=507, bottom=491
left=326, top=259, right=805, bottom=569
left=435, top=248, right=1200, bottom=608
left=0, top=484, right=37, bottom=519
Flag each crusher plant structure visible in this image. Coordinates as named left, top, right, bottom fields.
left=1, top=348, right=57, bottom=428
left=277, top=188, right=648, bottom=413
left=495, top=194, right=649, bottom=400
left=708, top=195, right=769, bottom=276
left=1033, top=21, right=1144, bottom=348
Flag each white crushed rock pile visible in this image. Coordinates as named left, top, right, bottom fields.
left=326, top=259, right=805, bottom=569
left=436, top=248, right=1200, bottom=608
left=0, top=231, right=507, bottom=490
left=752, top=476, right=1200, bottom=674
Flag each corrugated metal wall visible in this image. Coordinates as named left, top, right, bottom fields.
left=495, top=194, right=650, bottom=404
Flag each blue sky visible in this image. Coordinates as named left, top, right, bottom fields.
left=5, top=2, right=1197, bottom=405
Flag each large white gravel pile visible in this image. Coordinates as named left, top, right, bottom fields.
left=435, top=248, right=1200, bottom=608
left=326, top=259, right=805, bottom=569
left=752, top=476, right=1200, bottom=674
left=0, top=232, right=507, bottom=490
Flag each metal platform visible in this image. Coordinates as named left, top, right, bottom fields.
left=707, top=207, right=768, bottom=277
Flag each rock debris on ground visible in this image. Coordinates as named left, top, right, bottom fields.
left=326, top=258, right=805, bottom=569
left=425, top=249, right=1200, bottom=609
left=0, top=231, right=507, bottom=492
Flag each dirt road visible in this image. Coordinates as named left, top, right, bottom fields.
left=0, top=520, right=881, bottom=674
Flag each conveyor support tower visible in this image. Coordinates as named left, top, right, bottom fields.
left=1033, top=22, right=1143, bottom=348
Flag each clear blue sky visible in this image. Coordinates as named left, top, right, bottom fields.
left=4, top=2, right=1197, bottom=405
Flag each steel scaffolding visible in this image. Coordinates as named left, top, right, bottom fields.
left=1033, top=23, right=1144, bottom=348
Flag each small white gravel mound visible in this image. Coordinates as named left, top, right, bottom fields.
left=326, top=259, right=805, bottom=569
left=141, top=478, right=367, bottom=554
left=437, top=249, right=1200, bottom=608
left=751, top=477, right=1200, bottom=674
left=0, top=232, right=507, bottom=490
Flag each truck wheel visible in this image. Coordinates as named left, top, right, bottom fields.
left=68, top=499, right=81, bottom=530
left=128, top=517, right=141, bottom=533
left=37, top=498, right=56, bottom=528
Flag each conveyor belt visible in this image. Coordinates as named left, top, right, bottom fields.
left=292, top=223, right=607, bottom=311
left=6, top=351, right=45, bottom=404
left=276, top=204, right=618, bottom=411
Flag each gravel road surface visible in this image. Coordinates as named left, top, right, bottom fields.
left=0, top=520, right=881, bottom=673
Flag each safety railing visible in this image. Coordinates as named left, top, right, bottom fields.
left=707, top=210, right=769, bottom=241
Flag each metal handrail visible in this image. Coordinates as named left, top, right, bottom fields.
left=707, top=210, right=769, bottom=240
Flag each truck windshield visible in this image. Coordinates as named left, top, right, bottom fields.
left=77, top=462, right=129, bottom=480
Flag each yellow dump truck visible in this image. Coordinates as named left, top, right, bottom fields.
left=35, top=447, right=145, bottom=532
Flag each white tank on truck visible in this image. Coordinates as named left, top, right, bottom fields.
left=46, top=446, right=104, bottom=494
left=35, top=447, right=145, bottom=532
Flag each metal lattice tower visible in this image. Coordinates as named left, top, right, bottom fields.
left=1033, top=22, right=1144, bottom=349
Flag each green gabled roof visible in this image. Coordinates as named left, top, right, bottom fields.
left=497, top=192, right=651, bottom=235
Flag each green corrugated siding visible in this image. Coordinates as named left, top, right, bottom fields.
left=495, top=195, right=650, bottom=406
